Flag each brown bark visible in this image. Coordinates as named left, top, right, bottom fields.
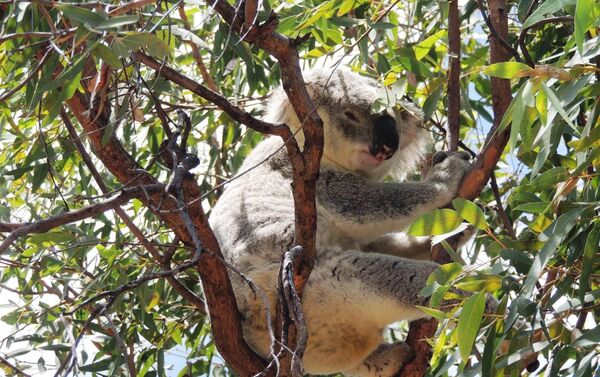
left=399, top=0, right=513, bottom=375
left=447, top=0, right=461, bottom=152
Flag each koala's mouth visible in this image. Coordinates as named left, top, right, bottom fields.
left=359, top=149, right=392, bottom=168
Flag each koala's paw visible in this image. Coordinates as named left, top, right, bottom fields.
left=348, top=342, right=414, bottom=377
left=426, top=151, right=472, bottom=194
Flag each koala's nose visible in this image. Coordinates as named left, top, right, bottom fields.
left=370, top=115, right=399, bottom=160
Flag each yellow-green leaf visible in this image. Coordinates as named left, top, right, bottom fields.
left=482, top=62, right=533, bottom=79
left=452, top=198, right=488, bottom=230
left=407, top=208, right=462, bottom=236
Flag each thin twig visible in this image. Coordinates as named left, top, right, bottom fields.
left=0, top=185, right=163, bottom=255
left=489, top=172, right=516, bottom=239
left=0, top=356, right=31, bottom=377
left=517, top=16, right=574, bottom=67
left=0, top=48, right=51, bottom=102
left=475, top=0, right=523, bottom=63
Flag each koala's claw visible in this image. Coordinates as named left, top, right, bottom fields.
left=432, top=150, right=471, bottom=165
left=451, top=150, right=472, bottom=161
left=432, top=151, right=449, bottom=165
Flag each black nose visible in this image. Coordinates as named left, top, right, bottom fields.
left=370, top=115, right=399, bottom=160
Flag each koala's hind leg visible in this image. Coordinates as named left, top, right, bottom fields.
left=300, top=250, right=438, bottom=375
left=343, top=342, right=415, bottom=377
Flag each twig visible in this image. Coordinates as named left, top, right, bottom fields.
left=489, top=172, right=516, bottom=239
left=475, top=0, right=523, bottom=63
left=65, top=247, right=202, bottom=315
left=133, top=52, right=293, bottom=139
left=0, top=48, right=51, bottom=102
left=279, top=246, right=308, bottom=377
left=0, top=355, right=31, bottom=377
left=37, top=102, right=71, bottom=211
left=177, top=4, right=220, bottom=92
left=0, top=29, right=75, bottom=44
left=109, top=0, right=155, bottom=15
left=0, top=185, right=163, bottom=255
left=517, top=16, right=574, bottom=67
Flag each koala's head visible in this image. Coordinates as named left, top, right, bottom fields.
left=266, top=68, right=430, bottom=181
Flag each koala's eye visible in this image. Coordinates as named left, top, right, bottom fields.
left=344, top=111, right=359, bottom=122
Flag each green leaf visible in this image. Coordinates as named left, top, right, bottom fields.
left=92, top=44, right=123, bottom=68
left=407, top=208, right=462, bottom=236
left=573, top=326, right=600, bottom=347
left=415, top=305, right=450, bottom=319
left=414, top=30, right=445, bottom=60
left=96, top=15, right=139, bottom=30
left=541, top=82, right=578, bottom=132
left=456, top=275, right=503, bottom=292
left=512, top=202, right=550, bottom=214
left=482, top=62, right=533, bottom=79
left=433, top=262, right=463, bottom=284
left=121, top=32, right=171, bottom=58
left=56, top=4, right=107, bottom=28
left=580, top=224, right=600, bottom=301
left=521, top=207, right=585, bottom=298
left=529, top=166, right=568, bottom=191
left=337, top=0, right=355, bottom=16
left=80, top=357, right=113, bottom=372
left=29, top=54, right=87, bottom=111
left=457, top=292, right=486, bottom=366
left=452, top=198, right=488, bottom=230
left=575, top=0, right=593, bottom=54
left=523, top=0, right=577, bottom=28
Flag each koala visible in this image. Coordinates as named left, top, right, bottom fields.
left=208, top=68, right=472, bottom=377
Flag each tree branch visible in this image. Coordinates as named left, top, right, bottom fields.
left=0, top=185, right=163, bottom=255
left=400, top=0, right=514, bottom=375
left=447, top=0, right=461, bottom=151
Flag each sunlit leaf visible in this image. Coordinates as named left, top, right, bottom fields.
left=452, top=198, right=488, bottom=230
left=482, top=62, right=533, bottom=79
left=407, top=208, right=462, bottom=236
left=457, top=292, right=486, bottom=366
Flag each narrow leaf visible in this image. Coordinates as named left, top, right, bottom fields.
left=482, top=62, right=533, bottom=79
left=457, top=292, right=486, bottom=366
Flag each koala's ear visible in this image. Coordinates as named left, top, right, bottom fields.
left=265, top=88, right=292, bottom=124
left=397, top=101, right=424, bottom=131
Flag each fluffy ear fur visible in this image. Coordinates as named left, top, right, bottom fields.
left=389, top=101, right=431, bottom=180
left=264, top=68, right=431, bottom=180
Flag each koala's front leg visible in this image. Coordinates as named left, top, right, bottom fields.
left=317, top=151, right=471, bottom=241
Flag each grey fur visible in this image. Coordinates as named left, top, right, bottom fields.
left=209, top=68, right=471, bottom=376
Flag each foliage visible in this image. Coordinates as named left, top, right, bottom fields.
left=0, top=0, right=599, bottom=376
